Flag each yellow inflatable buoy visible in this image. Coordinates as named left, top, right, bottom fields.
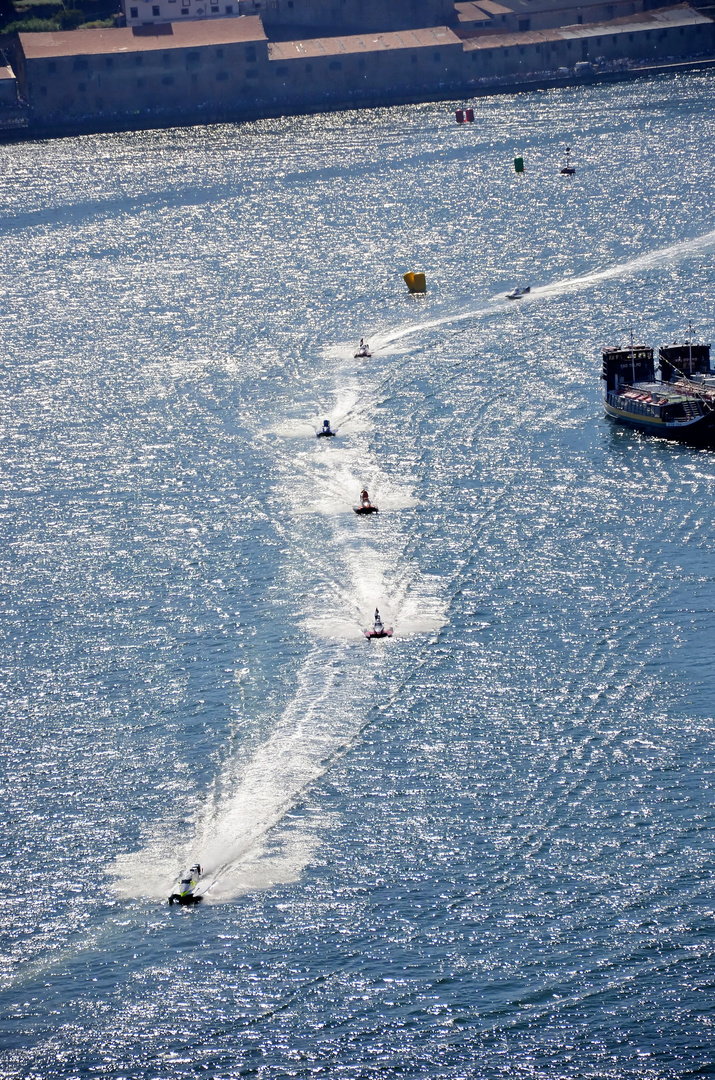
left=404, top=271, right=426, bottom=294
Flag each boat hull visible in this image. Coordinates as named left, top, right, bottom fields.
left=604, top=398, right=715, bottom=444
left=354, top=505, right=378, bottom=514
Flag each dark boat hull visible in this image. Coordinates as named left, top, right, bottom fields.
left=604, top=397, right=715, bottom=444
left=354, top=505, right=378, bottom=514
left=364, top=629, right=393, bottom=639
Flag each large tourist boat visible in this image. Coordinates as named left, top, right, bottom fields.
left=602, top=337, right=715, bottom=444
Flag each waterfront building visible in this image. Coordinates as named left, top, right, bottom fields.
left=8, top=2, right=715, bottom=136
left=0, top=59, right=18, bottom=107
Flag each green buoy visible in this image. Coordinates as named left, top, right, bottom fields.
left=514, top=155, right=524, bottom=173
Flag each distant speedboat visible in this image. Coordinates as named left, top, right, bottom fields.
left=354, top=488, right=378, bottom=515
left=316, top=419, right=337, bottom=438
left=364, top=608, right=393, bottom=639
left=354, top=338, right=372, bottom=359
left=506, top=286, right=530, bottom=300
left=168, top=863, right=203, bottom=905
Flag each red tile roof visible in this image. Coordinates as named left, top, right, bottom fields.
left=20, top=15, right=266, bottom=59
left=269, top=25, right=461, bottom=60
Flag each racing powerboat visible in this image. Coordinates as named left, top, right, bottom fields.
left=316, top=419, right=337, bottom=438
left=354, top=339, right=372, bottom=359
left=354, top=488, right=378, bottom=515
left=364, top=608, right=393, bottom=639
left=506, top=286, right=531, bottom=300
left=168, top=863, right=203, bottom=905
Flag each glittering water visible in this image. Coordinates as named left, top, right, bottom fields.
left=2, top=72, right=715, bottom=1078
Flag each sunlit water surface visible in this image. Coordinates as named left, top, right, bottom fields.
left=2, top=72, right=715, bottom=1078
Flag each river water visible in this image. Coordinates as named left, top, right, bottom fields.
left=2, top=71, right=715, bottom=1078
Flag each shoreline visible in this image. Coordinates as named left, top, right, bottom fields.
left=1, top=52, right=713, bottom=142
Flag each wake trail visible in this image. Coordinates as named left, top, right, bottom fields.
left=369, top=228, right=715, bottom=351
left=110, top=646, right=365, bottom=901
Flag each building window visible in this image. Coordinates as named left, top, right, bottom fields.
left=211, top=5, right=219, bottom=10
left=503, top=48, right=509, bottom=56
left=577, top=14, right=582, bottom=22
left=276, top=64, right=288, bottom=74
left=130, top=5, right=138, bottom=14
left=245, top=45, right=256, bottom=61
left=519, top=46, right=525, bottom=54
left=411, top=53, right=418, bottom=63
left=306, top=62, right=312, bottom=73
left=152, top=5, right=159, bottom=13
left=518, top=18, right=529, bottom=30
left=106, top=56, right=114, bottom=67
left=433, top=51, right=441, bottom=61
left=329, top=60, right=342, bottom=70
left=48, top=61, right=57, bottom=73
left=135, top=55, right=143, bottom=65
left=596, top=36, right=601, bottom=44
left=225, top=3, right=233, bottom=10
left=216, top=48, right=224, bottom=57
left=288, top=0, right=293, bottom=5
left=628, top=33, right=633, bottom=41
left=186, top=51, right=200, bottom=64
left=181, top=7, right=188, bottom=11
left=73, top=58, right=88, bottom=70
left=162, top=52, right=171, bottom=63
left=216, top=70, right=229, bottom=80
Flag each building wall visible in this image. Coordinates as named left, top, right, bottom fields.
left=268, top=38, right=465, bottom=106
left=22, top=37, right=271, bottom=118
left=463, top=15, right=711, bottom=73
left=123, top=0, right=455, bottom=31
left=125, top=0, right=240, bottom=26
left=17, top=8, right=715, bottom=127
left=0, top=65, right=17, bottom=106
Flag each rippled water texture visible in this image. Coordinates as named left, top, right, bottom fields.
left=2, top=73, right=715, bottom=1077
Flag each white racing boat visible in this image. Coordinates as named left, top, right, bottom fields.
left=168, top=863, right=204, bottom=905
left=506, top=286, right=531, bottom=300
left=363, top=608, right=393, bottom=639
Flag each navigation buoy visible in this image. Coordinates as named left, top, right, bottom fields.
left=404, top=272, right=426, bottom=294
left=465, top=108, right=474, bottom=122
left=455, top=109, right=464, bottom=123
left=514, top=155, right=524, bottom=173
